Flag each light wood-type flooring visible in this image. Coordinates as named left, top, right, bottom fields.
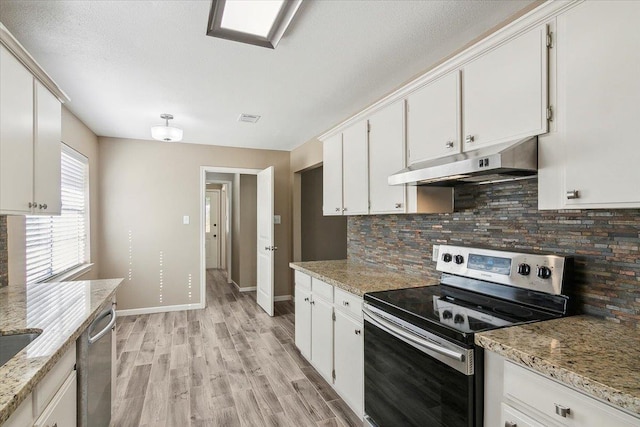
left=111, top=269, right=360, bottom=427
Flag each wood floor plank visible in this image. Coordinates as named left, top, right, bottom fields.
left=112, top=268, right=361, bottom=427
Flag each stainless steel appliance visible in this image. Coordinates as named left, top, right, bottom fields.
left=363, top=245, right=572, bottom=427
left=77, top=302, right=116, bottom=427
left=387, top=136, right=537, bottom=186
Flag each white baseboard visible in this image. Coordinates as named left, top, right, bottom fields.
left=233, top=280, right=257, bottom=292
left=274, top=295, right=292, bottom=302
left=117, top=302, right=205, bottom=317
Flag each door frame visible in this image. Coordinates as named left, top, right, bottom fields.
left=205, top=188, right=221, bottom=269
left=199, top=166, right=262, bottom=306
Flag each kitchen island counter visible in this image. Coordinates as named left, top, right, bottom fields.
left=476, top=315, right=640, bottom=417
left=290, top=259, right=438, bottom=296
left=0, top=278, right=123, bottom=424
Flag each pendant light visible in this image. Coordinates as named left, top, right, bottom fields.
left=151, top=113, right=183, bottom=142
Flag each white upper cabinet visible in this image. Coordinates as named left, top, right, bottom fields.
left=34, top=81, right=62, bottom=215
left=342, top=120, right=369, bottom=215
left=368, top=101, right=405, bottom=214
left=539, top=0, right=640, bottom=209
left=322, top=133, right=343, bottom=216
left=0, top=44, right=34, bottom=214
left=407, top=71, right=460, bottom=164
left=462, top=24, right=548, bottom=151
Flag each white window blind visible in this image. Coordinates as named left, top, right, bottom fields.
left=26, top=144, right=89, bottom=284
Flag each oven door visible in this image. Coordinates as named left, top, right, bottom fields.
left=363, top=304, right=478, bottom=427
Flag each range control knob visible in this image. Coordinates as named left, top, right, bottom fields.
left=454, top=314, right=465, bottom=324
left=537, top=266, right=552, bottom=279
left=517, top=263, right=531, bottom=276
left=442, top=310, right=453, bottom=320
left=442, top=253, right=452, bottom=263
left=454, top=255, right=464, bottom=265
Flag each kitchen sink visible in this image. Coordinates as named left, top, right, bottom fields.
left=0, top=332, right=42, bottom=367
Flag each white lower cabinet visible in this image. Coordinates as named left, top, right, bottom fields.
left=2, top=394, right=34, bottom=427
left=485, top=350, right=640, bottom=427
left=333, top=308, right=363, bottom=416
left=293, top=271, right=364, bottom=418
left=33, top=370, right=77, bottom=427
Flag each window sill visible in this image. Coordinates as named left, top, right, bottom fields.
left=45, top=263, right=94, bottom=283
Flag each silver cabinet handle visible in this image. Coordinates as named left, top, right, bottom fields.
left=394, top=203, right=402, bottom=209
left=28, top=202, right=36, bottom=208
left=555, top=403, right=570, bottom=418
left=465, top=135, right=474, bottom=144
left=310, top=300, right=315, bottom=305
left=304, top=297, right=309, bottom=302
left=342, top=207, right=347, bottom=212
left=566, top=190, right=580, bottom=199
left=505, top=422, right=517, bottom=427
left=354, top=329, right=361, bottom=335
left=335, top=207, right=340, bottom=212
left=265, top=246, right=270, bottom=251
left=39, top=203, right=47, bottom=210
left=342, top=301, right=349, bottom=306
left=445, top=140, right=454, bottom=148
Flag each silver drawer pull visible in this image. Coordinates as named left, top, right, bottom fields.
left=465, top=135, right=475, bottom=144
left=505, top=422, right=517, bottom=427
left=445, top=140, right=454, bottom=148
left=555, top=403, right=571, bottom=418
left=343, top=301, right=349, bottom=306
left=304, top=297, right=309, bottom=302
left=566, top=190, right=580, bottom=199
left=355, top=329, right=361, bottom=335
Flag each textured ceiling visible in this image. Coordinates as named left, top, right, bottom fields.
left=0, top=0, right=535, bottom=151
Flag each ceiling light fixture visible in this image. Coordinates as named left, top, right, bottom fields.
left=206, top=0, right=303, bottom=49
left=151, top=113, right=183, bottom=142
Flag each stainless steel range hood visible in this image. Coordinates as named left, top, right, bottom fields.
left=388, top=137, right=538, bottom=186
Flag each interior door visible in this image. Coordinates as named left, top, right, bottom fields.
left=205, top=190, right=220, bottom=269
left=256, top=166, right=274, bottom=316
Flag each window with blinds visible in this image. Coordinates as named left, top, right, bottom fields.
left=25, top=144, right=89, bottom=284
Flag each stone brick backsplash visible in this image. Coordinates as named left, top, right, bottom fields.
left=348, top=178, right=640, bottom=329
left=0, top=216, right=7, bottom=287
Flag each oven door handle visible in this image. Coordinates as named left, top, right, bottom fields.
left=363, top=307, right=465, bottom=362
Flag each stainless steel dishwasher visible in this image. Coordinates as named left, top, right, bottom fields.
left=77, top=302, right=116, bottom=427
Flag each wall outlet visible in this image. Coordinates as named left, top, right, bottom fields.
left=432, top=245, right=440, bottom=262
left=273, top=215, right=281, bottom=225
left=183, top=215, right=190, bottom=225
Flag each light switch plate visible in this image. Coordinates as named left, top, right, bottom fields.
left=183, top=215, right=190, bottom=225
left=432, top=245, right=440, bottom=262
left=273, top=215, right=281, bottom=224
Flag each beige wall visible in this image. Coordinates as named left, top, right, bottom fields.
left=8, top=107, right=100, bottom=285
left=99, top=137, right=291, bottom=311
left=290, top=138, right=324, bottom=262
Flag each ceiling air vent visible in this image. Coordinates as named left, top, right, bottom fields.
left=238, top=113, right=261, bottom=123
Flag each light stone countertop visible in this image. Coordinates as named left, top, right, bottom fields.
left=289, top=259, right=438, bottom=296
left=0, top=278, right=123, bottom=424
left=476, top=315, right=640, bottom=417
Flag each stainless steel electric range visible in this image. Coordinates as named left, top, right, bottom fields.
left=362, top=245, right=573, bottom=427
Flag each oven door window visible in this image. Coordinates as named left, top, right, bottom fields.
left=365, top=320, right=474, bottom=427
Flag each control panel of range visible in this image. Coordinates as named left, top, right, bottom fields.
left=435, top=245, right=569, bottom=295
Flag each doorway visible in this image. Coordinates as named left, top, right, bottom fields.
left=200, top=166, right=275, bottom=316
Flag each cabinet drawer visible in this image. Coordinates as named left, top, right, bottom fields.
left=34, top=342, right=76, bottom=416
left=312, top=278, right=333, bottom=302
left=295, top=271, right=311, bottom=291
left=3, top=393, right=33, bottom=427
left=33, top=370, right=77, bottom=427
left=504, top=361, right=640, bottom=427
left=334, top=287, right=363, bottom=319
left=502, top=403, right=545, bottom=427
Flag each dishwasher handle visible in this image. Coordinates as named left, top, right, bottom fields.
left=88, top=305, right=116, bottom=345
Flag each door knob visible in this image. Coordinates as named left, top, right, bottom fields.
left=272, top=246, right=278, bottom=251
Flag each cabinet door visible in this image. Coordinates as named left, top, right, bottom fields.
left=294, top=284, right=312, bottom=359
left=342, top=120, right=369, bottom=215
left=501, top=403, right=544, bottom=427
left=310, top=297, right=333, bottom=382
left=334, top=310, right=363, bottom=416
left=34, top=82, right=62, bottom=215
left=0, top=45, right=34, bottom=214
left=462, top=24, right=548, bottom=150
left=33, top=370, right=77, bottom=427
left=322, top=133, right=343, bottom=216
left=558, top=1, right=640, bottom=207
left=407, top=72, right=460, bottom=164
left=368, top=101, right=405, bottom=214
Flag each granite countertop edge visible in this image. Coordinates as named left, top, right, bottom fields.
left=289, top=262, right=368, bottom=296
left=475, top=327, right=640, bottom=417
left=0, top=280, right=122, bottom=424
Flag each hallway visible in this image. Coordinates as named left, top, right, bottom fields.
left=112, top=270, right=359, bottom=427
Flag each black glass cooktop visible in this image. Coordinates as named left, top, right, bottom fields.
left=364, top=285, right=561, bottom=345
